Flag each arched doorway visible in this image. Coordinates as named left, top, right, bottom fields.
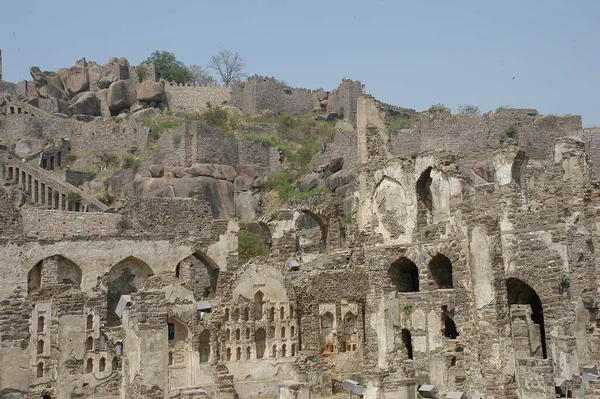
left=320, top=312, right=335, bottom=354
left=106, top=257, right=154, bottom=326
left=428, top=253, right=453, bottom=289
left=175, top=251, right=220, bottom=299
left=27, top=255, right=82, bottom=293
left=506, top=278, right=547, bottom=359
left=416, top=167, right=433, bottom=227
left=295, top=211, right=327, bottom=262
left=255, top=328, right=266, bottom=359
left=388, top=257, right=419, bottom=292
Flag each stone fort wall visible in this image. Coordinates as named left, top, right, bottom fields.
left=164, top=77, right=365, bottom=120
left=165, top=82, right=231, bottom=111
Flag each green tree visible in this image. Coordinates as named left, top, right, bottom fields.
left=143, top=51, right=193, bottom=84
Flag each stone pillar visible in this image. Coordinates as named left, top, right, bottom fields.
left=41, top=255, right=59, bottom=286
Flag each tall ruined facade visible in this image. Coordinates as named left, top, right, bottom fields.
left=1, top=68, right=600, bottom=399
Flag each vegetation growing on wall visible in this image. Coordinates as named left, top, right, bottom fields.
left=237, top=230, right=269, bottom=263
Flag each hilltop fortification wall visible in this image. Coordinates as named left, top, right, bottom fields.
left=165, top=82, right=231, bottom=111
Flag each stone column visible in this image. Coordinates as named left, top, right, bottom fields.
left=41, top=256, right=59, bottom=286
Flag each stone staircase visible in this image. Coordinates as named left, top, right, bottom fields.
left=216, top=364, right=238, bottom=399
left=2, top=158, right=108, bottom=212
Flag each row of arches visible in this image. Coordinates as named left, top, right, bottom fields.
left=27, top=252, right=221, bottom=328
left=223, top=296, right=295, bottom=323
left=225, top=342, right=296, bottom=361
left=320, top=311, right=358, bottom=354
left=388, top=254, right=453, bottom=293
left=224, top=325, right=296, bottom=342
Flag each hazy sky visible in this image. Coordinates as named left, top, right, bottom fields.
left=1, top=0, right=599, bottom=125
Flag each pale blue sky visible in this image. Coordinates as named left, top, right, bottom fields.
left=1, top=0, right=599, bottom=125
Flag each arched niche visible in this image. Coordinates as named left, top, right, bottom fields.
left=320, top=312, right=335, bottom=354
left=402, top=329, right=413, bottom=360
left=429, top=253, right=453, bottom=289
left=388, top=257, right=419, bottom=292
left=255, top=328, right=266, bottom=359
left=416, top=167, right=433, bottom=227
left=168, top=318, right=192, bottom=366
left=27, top=255, right=82, bottom=293
left=106, top=256, right=154, bottom=327
left=254, top=291, right=264, bottom=320
left=295, top=210, right=327, bottom=262
left=175, top=250, right=220, bottom=299
left=342, top=311, right=357, bottom=352
left=506, top=278, right=547, bottom=359
left=199, top=330, right=211, bottom=364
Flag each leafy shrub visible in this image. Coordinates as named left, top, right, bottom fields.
left=84, top=172, right=97, bottom=181
left=457, top=104, right=480, bottom=115
left=428, top=103, right=447, bottom=112
left=268, top=170, right=297, bottom=201
left=237, top=230, right=269, bottom=263
left=172, top=134, right=182, bottom=146
left=100, top=152, right=119, bottom=168
left=388, top=117, right=412, bottom=130
left=200, top=107, right=229, bottom=129
left=136, top=64, right=149, bottom=83
left=66, top=152, right=78, bottom=162
left=65, top=191, right=82, bottom=205
left=496, top=105, right=511, bottom=112
left=505, top=126, right=516, bottom=138
left=122, top=155, right=141, bottom=170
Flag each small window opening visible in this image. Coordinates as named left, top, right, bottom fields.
left=37, top=316, right=45, bottom=333
left=168, top=323, right=175, bottom=340
left=402, top=329, right=413, bottom=360
left=442, top=307, right=459, bottom=339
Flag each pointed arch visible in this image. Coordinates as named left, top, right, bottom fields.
left=175, top=250, right=220, bottom=299
left=28, top=261, right=42, bottom=293
left=99, top=357, right=106, bottom=372
left=86, top=336, right=94, bottom=351
left=506, top=278, right=547, bottom=359
left=37, top=362, right=44, bottom=378
left=416, top=167, right=433, bottom=227
left=199, top=330, right=211, bottom=363
left=87, top=314, right=94, bottom=330
left=342, top=311, right=357, bottom=352
left=321, top=312, right=335, bottom=353
left=388, top=257, right=419, bottom=292
left=86, top=358, right=93, bottom=373
left=254, top=291, right=264, bottom=320
left=429, top=253, right=453, bottom=289
left=27, top=255, right=82, bottom=293
left=255, top=328, right=266, bottom=359
left=295, top=210, right=328, bottom=259
left=106, top=256, right=154, bottom=327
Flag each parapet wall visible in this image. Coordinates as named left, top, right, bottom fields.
left=21, top=208, right=121, bottom=239
left=229, top=77, right=365, bottom=119
left=165, top=82, right=231, bottom=112
left=387, top=108, right=583, bottom=169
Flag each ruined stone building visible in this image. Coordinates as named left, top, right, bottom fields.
left=1, top=55, right=600, bottom=399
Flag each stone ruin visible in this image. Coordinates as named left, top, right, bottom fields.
left=1, top=53, right=600, bottom=399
